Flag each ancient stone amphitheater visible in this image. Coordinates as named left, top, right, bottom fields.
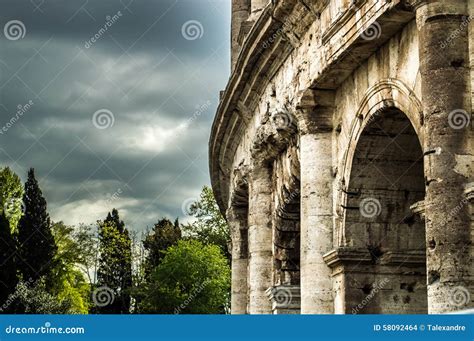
left=209, top=0, right=473, bottom=314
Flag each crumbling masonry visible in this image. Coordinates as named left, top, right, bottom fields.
left=210, top=0, right=474, bottom=314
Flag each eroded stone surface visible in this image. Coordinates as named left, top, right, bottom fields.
left=212, top=0, right=473, bottom=314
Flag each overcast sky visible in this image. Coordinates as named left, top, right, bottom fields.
left=0, top=0, right=231, bottom=231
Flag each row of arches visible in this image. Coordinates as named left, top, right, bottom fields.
left=230, top=80, right=431, bottom=314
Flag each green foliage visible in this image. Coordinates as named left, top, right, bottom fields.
left=0, top=212, right=18, bottom=310
left=73, top=224, right=99, bottom=284
left=143, top=218, right=181, bottom=276
left=13, top=278, right=73, bottom=314
left=96, top=209, right=132, bottom=314
left=50, top=222, right=91, bottom=314
left=18, top=168, right=57, bottom=282
left=182, top=186, right=230, bottom=262
left=0, top=167, right=24, bottom=232
left=140, top=240, right=230, bottom=314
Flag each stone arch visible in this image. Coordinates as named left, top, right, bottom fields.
left=330, top=79, right=428, bottom=314
left=337, top=79, right=424, bottom=237
left=272, top=144, right=301, bottom=288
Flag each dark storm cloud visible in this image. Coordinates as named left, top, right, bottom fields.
left=0, top=0, right=230, bottom=230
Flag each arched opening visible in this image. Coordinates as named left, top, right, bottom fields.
left=343, top=107, right=427, bottom=314
left=268, top=144, right=301, bottom=314
left=229, top=177, right=250, bottom=314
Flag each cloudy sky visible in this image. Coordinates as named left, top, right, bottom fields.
left=0, top=0, right=231, bottom=231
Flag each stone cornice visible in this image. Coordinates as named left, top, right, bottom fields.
left=210, top=0, right=416, bottom=214
left=323, top=247, right=426, bottom=268
left=210, top=0, right=314, bottom=213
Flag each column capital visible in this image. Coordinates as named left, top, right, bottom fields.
left=250, top=108, right=297, bottom=162
left=295, top=89, right=335, bottom=135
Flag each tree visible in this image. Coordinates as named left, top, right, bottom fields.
left=182, top=186, right=230, bottom=262
left=142, top=217, right=181, bottom=277
left=140, top=240, right=230, bottom=314
left=17, top=168, right=57, bottom=282
left=50, top=222, right=91, bottom=314
left=0, top=167, right=24, bottom=233
left=12, top=279, right=73, bottom=314
left=96, top=209, right=132, bottom=314
left=0, top=212, right=18, bottom=311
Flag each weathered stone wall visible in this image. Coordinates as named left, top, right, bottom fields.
left=213, top=0, right=473, bottom=315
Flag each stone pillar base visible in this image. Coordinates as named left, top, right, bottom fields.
left=266, top=285, right=301, bottom=314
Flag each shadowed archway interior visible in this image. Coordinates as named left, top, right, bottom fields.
left=343, top=107, right=427, bottom=314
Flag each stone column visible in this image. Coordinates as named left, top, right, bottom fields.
left=228, top=207, right=249, bottom=314
left=247, top=164, right=273, bottom=314
left=417, top=0, right=474, bottom=313
left=231, top=0, right=250, bottom=72
left=296, top=90, right=335, bottom=314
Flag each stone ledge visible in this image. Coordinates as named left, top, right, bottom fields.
left=266, top=285, right=301, bottom=314
left=323, top=247, right=426, bottom=268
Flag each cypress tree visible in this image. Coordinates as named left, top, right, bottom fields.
left=96, top=209, right=132, bottom=314
left=17, top=168, right=57, bottom=282
left=0, top=212, right=18, bottom=312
